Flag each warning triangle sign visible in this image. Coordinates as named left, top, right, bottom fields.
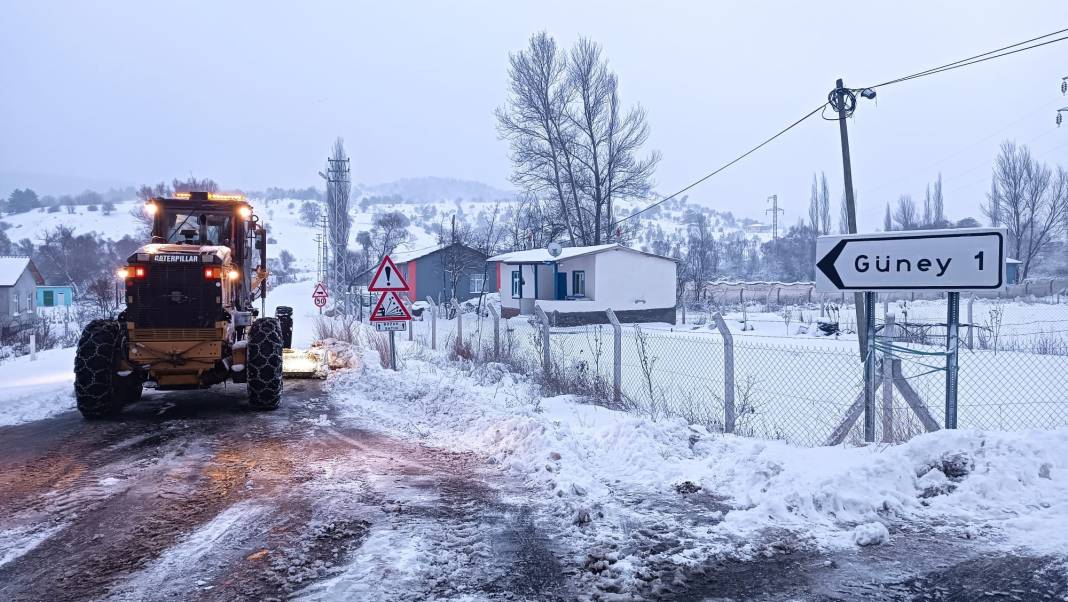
left=312, top=282, right=329, bottom=298
left=368, top=255, right=409, bottom=292
left=369, top=291, right=412, bottom=322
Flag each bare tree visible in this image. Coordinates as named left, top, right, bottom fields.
left=808, top=174, right=819, bottom=232
left=818, top=172, right=831, bottom=235
left=932, top=173, right=946, bottom=226
left=497, top=32, right=658, bottom=246
left=883, top=202, right=893, bottom=232
left=983, top=141, right=1064, bottom=278
left=893, top=195, right=918, bottom=230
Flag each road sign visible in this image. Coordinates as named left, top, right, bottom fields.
left=374, top=321, right=408, bottom=332
left=369, top=291, right=413, bottom=322
left=815, top=228, right=1005, bottom=292
left=368, top=255, right=409, bottom=292
left=312, top=281, right=329, bottom=308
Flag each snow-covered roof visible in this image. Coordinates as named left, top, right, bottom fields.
left=0, top=256, right=32, bottom=287
left=489, top=243, right=676, bottom=264
left=392, top=244, right=446, bottom=264
left=1006, top=258, right=1023, bottom=264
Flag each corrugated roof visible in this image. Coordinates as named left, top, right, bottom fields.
left=0, top=256, right=31, bottom=287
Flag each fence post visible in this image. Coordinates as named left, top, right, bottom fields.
left=426, top=296, right=437, bottom=351
left=534, top=305, right=551, bottom=378
left=945, top=292, right=961, bottom=429
left=966, top=296, right=975, bottom=350
left=407, top=299, right=414, bottom=342
left=452, top=298, right=462, bottom=349
left=30, top=333, right=37, bottom=361
left=712, top=312, right=736, bottom=433
left=863, top=291, right=877, bottom=443
left=606, top=309, right=622, bottom=405
left=881, top=314, right=896, bottom=443
left=489, top=304, right=501, bottom=359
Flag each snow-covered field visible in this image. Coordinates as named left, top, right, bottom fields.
left=0, top=347, right=76, bottom=426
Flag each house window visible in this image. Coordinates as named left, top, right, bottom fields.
left=13, top=291, right=20, bottom=315
left=572, top=271, right=586, bottom=297
left=43, top=290, right=54, bottom=307
left=511, top=270, right=523, bottom=298
left=470, top=274, right=485, bottom=294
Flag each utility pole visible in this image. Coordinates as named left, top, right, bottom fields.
left=765, top=195, right=783, bottom=240
left=831, top=78, right=869, bottom=360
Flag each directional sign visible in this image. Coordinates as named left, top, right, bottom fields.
left=312, top=282, right=329, bottom=308
left=369, top=291, right=413, bottom=322
left=815, top=228, right=1006, bottom=292
left=368, top=255, right=409, bottom=292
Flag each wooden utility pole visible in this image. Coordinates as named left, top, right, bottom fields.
left=833, top=78, right=868, bottom=360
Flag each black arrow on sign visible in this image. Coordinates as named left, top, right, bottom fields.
left=816, top=239, right=847, bottom=289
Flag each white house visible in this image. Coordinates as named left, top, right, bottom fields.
left=489, top=244, right=678, bottom=325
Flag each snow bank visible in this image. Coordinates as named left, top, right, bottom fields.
left=332, top=348, right=1068, bottom=555
left=0, top=347, right=76, bottom=426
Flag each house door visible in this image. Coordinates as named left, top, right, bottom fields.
left=555, top=272, right=567, bottom=300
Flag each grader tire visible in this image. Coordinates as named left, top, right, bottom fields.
left=247, top=317, right=284, bottom=410
left=74, top=320, right=129, bottom=419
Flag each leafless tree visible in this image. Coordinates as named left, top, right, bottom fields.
left=172, top=177, right=218, bottom=193
left=497, top=32, right=659, bottom=246
left=893, top=195, right=918, bottom=230
left=983, top=141, right=1065, bottom=278
left=808, top=174, right=819, bottom=233
left=369, top=211, right=410, bottom=260
left=682, top=211, right=719, bottom=302
left=324, top=138, right=352, bottom=295
left=818, top=173, right=831, bottom=235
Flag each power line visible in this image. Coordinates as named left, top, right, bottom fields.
left=868, top=29, right=1068, bottom=89
left=613, top=103, right=826, bottom=226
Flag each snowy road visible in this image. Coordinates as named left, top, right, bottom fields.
left=0, top=372, right=1065, bottom=601
left=0, top=381, right=571, bottom=601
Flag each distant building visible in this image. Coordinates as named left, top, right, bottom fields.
left=0, top=256, right=45, bottom=320
left=1006, top=258, right=1022, bottom=285
left=353, top=243, right=498, bottom=303
left=489, top=244, right=678, bottom=325
left=36, top=285, right=75, bottom=308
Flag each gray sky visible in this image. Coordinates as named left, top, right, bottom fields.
left=2, top=1, right=1066, bottom=228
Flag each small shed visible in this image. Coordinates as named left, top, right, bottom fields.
left=1006, top=258, right=1022, bottom=285
left=0, top=256, right=45, bottom=318
left=37, top=285, right=75, bottom=308
left=489, top=244, right=678, bottom=325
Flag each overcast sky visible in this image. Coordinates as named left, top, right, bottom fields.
left=2, top=1, right=1066, bottom=228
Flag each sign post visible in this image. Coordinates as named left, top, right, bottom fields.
left=368, top=255, right=411, bottom=370
left=312, top=282, right=329, bottom=314
left=816, top=228, right=1005, bottom=440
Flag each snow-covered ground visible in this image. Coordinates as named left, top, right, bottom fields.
left=0, top=347, right=76, bottom=426
left=319, top=339, right=1068, bottom=593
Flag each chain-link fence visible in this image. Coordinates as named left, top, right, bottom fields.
left=403, top=294, right=1068, bottom=447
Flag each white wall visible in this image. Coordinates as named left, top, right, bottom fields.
left=594, top=249, right=676, bottom=309
left=555, top=254, right=597, bottom=299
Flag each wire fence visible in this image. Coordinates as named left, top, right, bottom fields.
left=403, top=295, right=1068, bottom=447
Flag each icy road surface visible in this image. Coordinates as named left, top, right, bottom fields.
left=0, top=377, right=1065, bottom=601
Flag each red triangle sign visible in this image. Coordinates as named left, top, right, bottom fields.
left=368, top=255, right=409, bottom=292
left=369, top=291, right=412, bottom=321
left=312, top=282, right=329, bottom=298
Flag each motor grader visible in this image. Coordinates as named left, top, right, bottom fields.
left=73, top=191, right=287, bottom=418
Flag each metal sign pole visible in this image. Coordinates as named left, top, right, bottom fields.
left=863, top=291, right=876, bottom=443
left=945, top=292, right=960, bottom=429
left=389, top=330, right=397, bottom=371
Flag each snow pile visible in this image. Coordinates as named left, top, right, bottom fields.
left=0, top=347, right=76, bottom=426
left=332, top=348, right=1068, bottom=555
